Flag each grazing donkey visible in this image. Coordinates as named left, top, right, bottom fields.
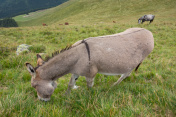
left=26, top=28, right=154, bottom=101
left=138, top=14, right=155, bottom=24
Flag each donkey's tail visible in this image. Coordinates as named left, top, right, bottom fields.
left=135, top=62, right=142, bottom=72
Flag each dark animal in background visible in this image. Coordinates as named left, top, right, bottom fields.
left=138, top=14, right=155, bottom=24
left=113, top=21, right=116, bottom=23
left=42, top=23, right=47, bottom=26
left=65, top=22, right=69, bottom=25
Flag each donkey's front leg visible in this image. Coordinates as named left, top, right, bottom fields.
left=65, top=74, right=79, bottom=95
left=86, top=77, right=95, bottom=88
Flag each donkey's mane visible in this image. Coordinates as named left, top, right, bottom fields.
left=44, top=45, right=73, bottom=62
left=44, top=39, right=91, bottom=62
left=34, top=45, right=73, bottom=70
left=35, top=40, right=87, bottom=70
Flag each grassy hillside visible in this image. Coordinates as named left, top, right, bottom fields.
left=0, top=0, right=68, bottom=19
left=1, top=0, right=176, bottom=116
left=14, top=0, right=176, bottom=26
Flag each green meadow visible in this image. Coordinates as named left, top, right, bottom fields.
left=1, top=0, right=176, bottom=116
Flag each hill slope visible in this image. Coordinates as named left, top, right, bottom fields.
left=14, top=0, right=176, bottom=26
left=0, top=0, right=68, bottom=19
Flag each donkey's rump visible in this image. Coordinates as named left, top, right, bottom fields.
left=83, top=28, right=154, bottom=74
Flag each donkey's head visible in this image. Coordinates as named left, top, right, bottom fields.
left=26, top=54, right=57, bottom=101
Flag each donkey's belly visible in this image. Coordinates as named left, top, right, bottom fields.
left=98, top=72, right=121, bottom=76
left=96, top=62, right=136, bottom=75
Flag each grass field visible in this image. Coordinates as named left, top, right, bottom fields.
left=1, top=0, right=176, bottom=116
left=14, top=0, right=176, bottom=27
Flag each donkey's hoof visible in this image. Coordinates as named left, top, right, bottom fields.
left=73, top=85, right=80, bottom=89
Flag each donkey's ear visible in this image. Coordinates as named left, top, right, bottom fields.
left=26, top=63, right=36, bottom=77
left=37, top=54, right=45, bottom=66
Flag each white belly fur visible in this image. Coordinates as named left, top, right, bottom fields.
left=98, top=72, right=122, bottom=76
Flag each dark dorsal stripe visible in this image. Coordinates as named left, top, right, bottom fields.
left=82, top=40, right=90, bottom=62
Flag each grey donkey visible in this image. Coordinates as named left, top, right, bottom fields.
left=138, top=14, right=155, bottom=24
left=26, top=28, right=154, bottom=101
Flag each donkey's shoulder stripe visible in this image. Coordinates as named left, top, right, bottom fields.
left=82, top=39, right=90, bottom=62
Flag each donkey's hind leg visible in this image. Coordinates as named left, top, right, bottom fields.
left=149, top=20, right=153, bottom=24
left=66, top=74, right=79, bottom=95
left=112, top=72, right=131, bottom=86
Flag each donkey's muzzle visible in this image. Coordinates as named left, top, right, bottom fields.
left=38, top=95, right=50, bottom=102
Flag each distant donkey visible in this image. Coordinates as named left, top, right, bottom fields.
left=26, top=28, right=154, bottom=101
left=138, top=14, right=155, bottom=24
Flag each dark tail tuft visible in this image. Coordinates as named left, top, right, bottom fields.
left=135, top=62, right=142, bottom=72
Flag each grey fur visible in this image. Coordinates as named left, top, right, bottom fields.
left=138, top=14, right=155, bottom=24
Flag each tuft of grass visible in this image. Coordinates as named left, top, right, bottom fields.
left=29, top=45, right=46, bottom=53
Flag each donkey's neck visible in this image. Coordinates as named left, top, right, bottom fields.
left=37, top=48, right=79, bottom=80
